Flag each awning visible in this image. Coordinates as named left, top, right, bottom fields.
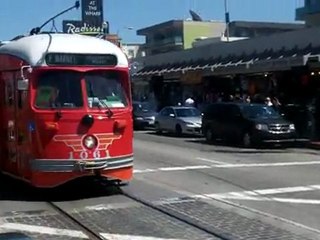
left=132, top=44, right=320, bottom=78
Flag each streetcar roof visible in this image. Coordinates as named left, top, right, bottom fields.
left=0, top=33, right=128, bottom=67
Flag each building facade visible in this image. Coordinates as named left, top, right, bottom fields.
left=296, top=0, right=320, bottom=26
left=137, top=20, right=226, bottom=56
left=121, top=43, right=143, bottom=60
left=133, top=26, right=320, bottom=140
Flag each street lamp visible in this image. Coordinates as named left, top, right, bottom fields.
left=117, top=26, right=134, bottom=44
left=224, top=0, right=230, bottom=42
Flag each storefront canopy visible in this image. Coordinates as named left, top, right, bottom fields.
left=133, top=26, right=320, bottom=77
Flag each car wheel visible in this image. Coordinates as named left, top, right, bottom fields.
left=155, top=122, right=162, bottom=134
left=242, top=132, right=252, bottom=148
left=175, top=124, right=182, bottom=136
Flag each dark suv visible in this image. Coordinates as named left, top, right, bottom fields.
left=202, top=102, right=297, bottom=147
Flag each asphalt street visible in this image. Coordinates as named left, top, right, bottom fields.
left=0, top=131, right=319, bottom=239
left=131, top=131, right=320, bottom=239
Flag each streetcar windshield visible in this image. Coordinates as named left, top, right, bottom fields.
left=34, top=71, right=83, bottom=109
left=85, top=71, right=128, bottom=108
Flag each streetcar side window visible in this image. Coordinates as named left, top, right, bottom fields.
left=34, top=71, right=83, bottom=109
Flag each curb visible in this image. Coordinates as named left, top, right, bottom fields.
left=308, top=142, right=320, bottom=150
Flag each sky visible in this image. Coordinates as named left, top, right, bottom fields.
left=0, top=0, right=305, bottom=43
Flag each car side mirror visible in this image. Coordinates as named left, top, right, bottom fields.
left=169, top=113, right=175, bottom=118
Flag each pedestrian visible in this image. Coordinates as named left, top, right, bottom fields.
left=184, top=96, right=195, bottom=107
left=265, top=97, right=273, bottom=107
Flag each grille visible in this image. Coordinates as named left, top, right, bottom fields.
left=144, top=117, right=155, bottom=121
left=269, top=124, right=290, bottom=132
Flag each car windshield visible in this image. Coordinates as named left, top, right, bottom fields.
left=241, top=105, right=280, bottom=119
left=175, top=108, right=201, bottom=117
left=35, top=70, right=83, bottom=109
left=85, top=71, right=128, bottom=108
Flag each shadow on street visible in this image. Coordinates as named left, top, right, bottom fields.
left=184, top=138, right=300, bottom=154
left=146, top=131, right=203, bottom=139
left=0, top=174, right=121, bottom=202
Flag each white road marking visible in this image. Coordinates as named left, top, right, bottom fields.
left=85, top=202, right=139, bottom=211
left=134, top=160, right=320, bottom=174
left=215, top=161, right=320, bottom=168
left=0, top=223, right=88, bottom=238
left=192, top=184, right=320, bottom=205
left=100, top=233, right=183, bottom=240
left=196, top=157, right=225, bottom=165
left=134, top=165, right=210, bottom=173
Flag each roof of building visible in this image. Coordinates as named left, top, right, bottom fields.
left=229, top=21, right=305, bottom=30
left=0, top=33, right=128, bottom=67
left=137, top=20, right=183, bottom=35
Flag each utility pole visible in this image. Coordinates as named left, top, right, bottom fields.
left=224, top=0, right=230, bottom=42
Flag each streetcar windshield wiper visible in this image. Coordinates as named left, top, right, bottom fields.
left=87, top=81, right=113, bottom=118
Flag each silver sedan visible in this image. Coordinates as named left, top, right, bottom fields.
left=155, top=106, right=202, bottom=136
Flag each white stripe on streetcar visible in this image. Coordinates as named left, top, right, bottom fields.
left=0, top=223, right=89, bottom=238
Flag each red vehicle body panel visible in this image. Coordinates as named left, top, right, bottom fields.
left=0, top=54, right=133, bottom=188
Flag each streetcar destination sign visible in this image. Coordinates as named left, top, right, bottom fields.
left=45, top=53, right=118, bottom=66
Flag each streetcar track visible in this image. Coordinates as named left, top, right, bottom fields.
left=47, top=201, right=103, bottom=240
left=121, top=190, right=228, bottom=240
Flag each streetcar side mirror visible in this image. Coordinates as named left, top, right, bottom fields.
left=17, top=79, right=29, bottom=91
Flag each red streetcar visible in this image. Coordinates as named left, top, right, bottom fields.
left=0, top=33, right=133, bottom=187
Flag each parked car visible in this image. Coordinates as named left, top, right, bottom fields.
left=132, top=101, right=157, bottom=129
left=202, top=102, right=297, bottom=147
left=155, top=106, right=202, bottom=136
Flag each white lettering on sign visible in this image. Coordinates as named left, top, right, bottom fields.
left=83, top=0, right=102, bottom=18
left=54, top=54, right=76, bottom=64
left=66, top=22, right=102, bottom=34
left=85, top=11, right=101, bottom=16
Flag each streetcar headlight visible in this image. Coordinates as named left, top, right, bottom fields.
left=83, top=135, right=97, bottom=149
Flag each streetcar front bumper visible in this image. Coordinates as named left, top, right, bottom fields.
left=30, top=155, right=134, bottom=172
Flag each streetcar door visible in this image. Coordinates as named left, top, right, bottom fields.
left=16, top=74, right=30, bottom=178
left=2, top=72, right=18, bottom=174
